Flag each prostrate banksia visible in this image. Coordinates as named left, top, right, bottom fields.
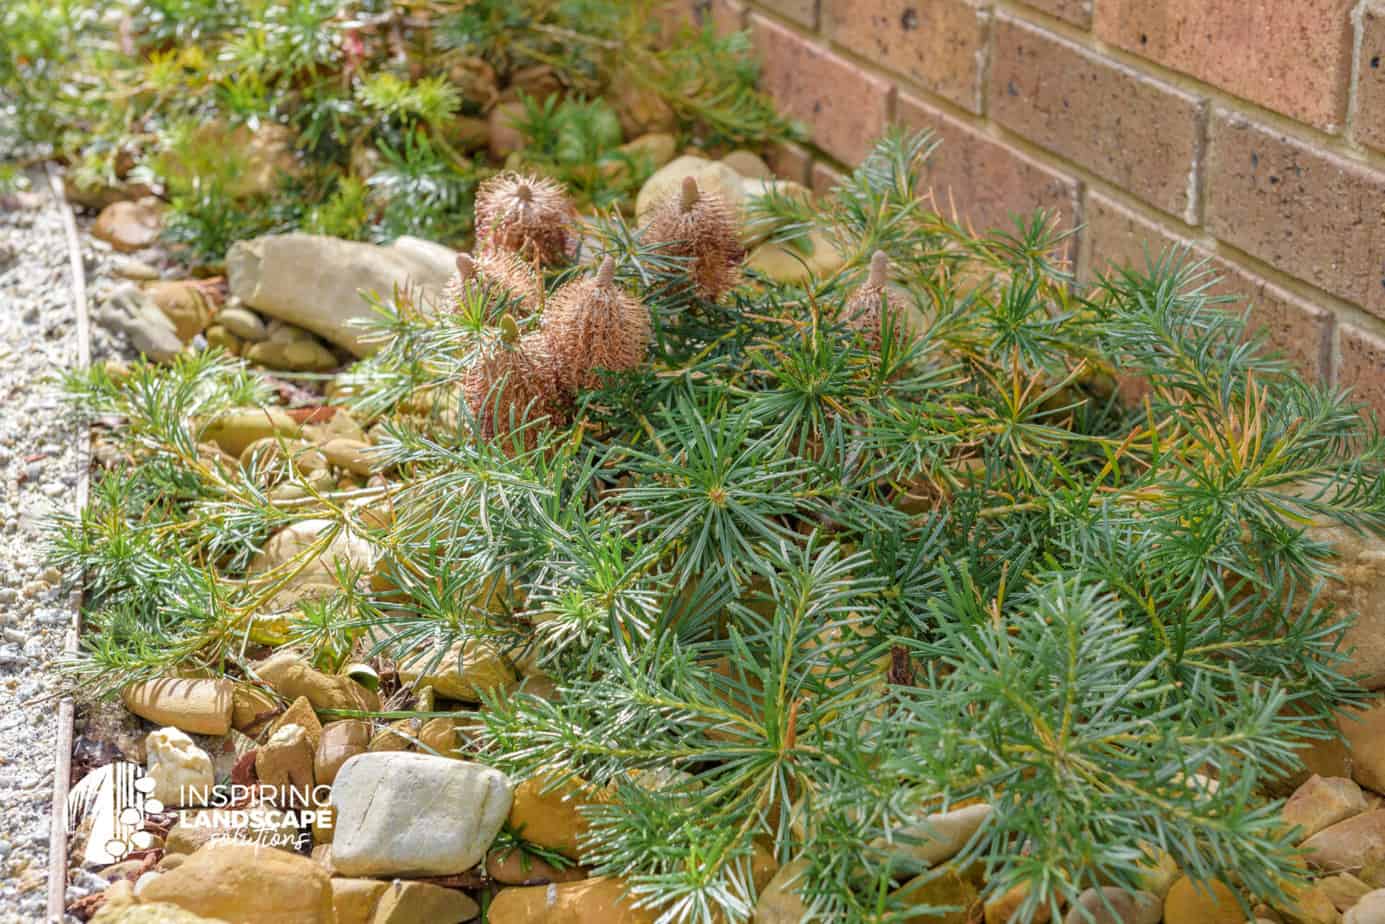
left=641, top=176, right=742, bottom=301
left=542, top=256, right=652, bottom=392
left=441, top=252, right=545, bottom=317
left=463, top=314, right=563, bottom=450
left=843, top=250, right=909, bottom=350
left=474, top=172, right=578, bottom=267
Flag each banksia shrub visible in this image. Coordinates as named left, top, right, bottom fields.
left=641, top=176, right=742, bottom=301
left=474, top=172, right=578, bottom=267
left=542, top=256, right=652, bottom=391
left=843, top=250, right=908, bottom=349
left=442, top=252, right=545, bottom=317
left=462, top=315, right=562, bottom=449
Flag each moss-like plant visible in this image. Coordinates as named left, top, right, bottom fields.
left=0, top=0, right=798, bottom=264
left=51, top=131, right=1385, bottom=924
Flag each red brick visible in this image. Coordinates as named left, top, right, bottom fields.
left=1082, top=191, right=1187, bottom=282
left=759, top=0, right=817, bottom=29
left=1338, top=323, right=1385, bottom=418
left=766, top=141, right=812, bottom=184
left=811, top=160, right=844, bottom=197
left=1355, top=2, right=1385, bottom=152
left=899, top=93, right=1080, bottom=237
left=989, top=16, right=1205, bottom=222
left=1214, top=264, right=1335, bottom=380
left=823, top=0, right=989, bottom=113
left=1085, top=192, right=1335, bottom=379
left=751, top=15, right=895, bottom=165
left=1095, top=0, right=1354, bottom=132
left=1017, top=0, right=1092, bottom=28
left=1206, top=110, right=1385, bottom=321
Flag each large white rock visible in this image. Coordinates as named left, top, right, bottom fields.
left=227, top=233, right=455, bottom=357
left=1348, top=889, right=1385, bottom=924
left=145, top=727, right=215, bottom=808
left=331, top=752, right=512, bottom=877
left=247, top=519, right=376, bottom=611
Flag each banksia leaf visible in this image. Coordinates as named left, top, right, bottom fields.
left=474, top=172, right=578, bottom=267
left=541, top=256, right=652, bottom=392
left=462, top=317, right=563, bottom=450
left=844, top=250, right=908, bottom=350
left=442, top=251, right=545, bottom=316
left=641, top=176, right=743, bottom=301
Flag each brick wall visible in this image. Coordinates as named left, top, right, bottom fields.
left=673, top=0, right=1385, bottom=414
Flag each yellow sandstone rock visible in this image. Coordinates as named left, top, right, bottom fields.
left=487, top=876, right=656, bottom=924
left=507, top=772, right=607, bottom=859
left=138, top=842, right=334, bottom=923
left=121, top=678, right=234, bottom=736
left=1162, top=876, right=1244, bottom=924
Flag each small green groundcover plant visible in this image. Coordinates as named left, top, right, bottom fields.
left=51, top=130, right=1385, bottom=922
left=0, top=0, right=794, bottom=262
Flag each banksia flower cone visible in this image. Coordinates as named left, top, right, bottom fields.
left=542, top=256, right=652, bottom=392
left=463, top=314, right=563, bottom=450
left=844, top=251, right=908, bottom=350
left=474, top=172, right=578, bottom=266
left=642, top=176, right=742, bottom=301
left=442, top=252, right=544, bottom=317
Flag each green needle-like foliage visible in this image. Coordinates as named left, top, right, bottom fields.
left=52, top=131, right=1385, bottom=922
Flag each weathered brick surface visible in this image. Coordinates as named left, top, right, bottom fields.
left=1018, top=0, right=1091, bottom=27
left=1082, top=191, right=1187, bottom=282
left=899, top=93, right=1080, bottom=237
left=1216, top=265, right=1336, bottom=380
left=766, top=141, right=811, bottom=184
left=823, top=0, right=988, bottom=113
left=758, top=0, right=816, bottom=28
left=989, top=16, right=1205, bottom=222
left=1084, top=192, right=1334, bottom=378
left=1338, top=324, right=1385, bottom=418
left=1095, top=0, right=1354, bottom=132
left=1206, top=110, right=1385, bottom=321
left=751, top=15, right=894, bottom=165
left=1356, top=2, right=1385, bottom=152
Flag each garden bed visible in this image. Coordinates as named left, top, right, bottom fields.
left=6, top=3, right=1385, bottom=924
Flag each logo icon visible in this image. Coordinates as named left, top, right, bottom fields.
left=66, top=761, right=162, bottom=865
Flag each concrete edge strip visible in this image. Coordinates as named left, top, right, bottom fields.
left=45, top=162, right=92, bottom=924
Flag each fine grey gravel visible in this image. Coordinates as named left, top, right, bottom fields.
left=0, top=173, right=83, bottom=922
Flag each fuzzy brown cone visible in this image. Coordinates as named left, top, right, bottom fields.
left=844, top=250, right=908, bottom=350
left=462, top=326, right=564, bottom=450
left=541, top=257, right=652, bottom=392
left=441, top=251, right=544, bottom=316
left=641, top=176, right=743, bottom=301
left=474, top=172, right=577, bottom=267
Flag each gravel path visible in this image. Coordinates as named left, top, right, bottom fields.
left=0, top=173, right=86, bottom=922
